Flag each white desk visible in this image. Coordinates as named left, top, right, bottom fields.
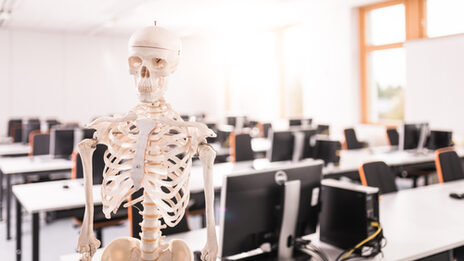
left=13, top=179, right=101, bottom=261
left=0, top=143, right=30, bottom=156
left=0, top=136, right=13, bottom=144
left=0, top=156, right=74, bottom=240
left=326, top=146, right=464, bottom=176
left=61, top=180, right=464, bottom=261
left=189, top=158, right=297, bottom=193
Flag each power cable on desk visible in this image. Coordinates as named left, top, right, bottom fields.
left=335, top=221, right=385, bottom=261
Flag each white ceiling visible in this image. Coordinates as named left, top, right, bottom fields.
left=0, top=0, right=383, bottom=36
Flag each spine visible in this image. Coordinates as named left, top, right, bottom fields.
left=140, top=195, right=166, bottom=261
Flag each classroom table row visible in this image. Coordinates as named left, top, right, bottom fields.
left=56, top=179, right=464, bottom=261
left=4, top=146, right=464, bottom=261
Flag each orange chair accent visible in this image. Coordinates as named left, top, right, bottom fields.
left=435, top=147, right=463, bottom=184
left=230, top=132, right=237, bottom=162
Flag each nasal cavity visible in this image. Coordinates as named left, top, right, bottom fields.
left=141, top=66, right=150, bottom=78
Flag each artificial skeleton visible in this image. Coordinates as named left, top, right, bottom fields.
left=76, top=25, right=218, bottom=261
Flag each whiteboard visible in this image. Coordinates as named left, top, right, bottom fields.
left=404, top=34, right=464, bottom=136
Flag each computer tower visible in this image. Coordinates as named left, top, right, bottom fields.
left=319, top=179, right=380, bottom=250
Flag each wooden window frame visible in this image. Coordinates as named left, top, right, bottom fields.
left=359, top=0, right=426, bottom=123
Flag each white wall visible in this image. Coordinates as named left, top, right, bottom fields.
left=0, top=30, right=225, bottom=136
left=300, top=2, right=361, bottom=133
left=405, top=35, right=464, bottom=142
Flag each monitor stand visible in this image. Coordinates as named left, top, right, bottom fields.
left=278, top=179, right=301, bottom=260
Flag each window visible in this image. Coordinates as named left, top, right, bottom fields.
left=359, top=0, right=464, bottom=123
left=426, top=0, right=464, bottom=37
left=368, top=48, right=406, bottom=121
left=366, top=4, right=406, bottom=45
left=360, top=1, right=407, bottom=123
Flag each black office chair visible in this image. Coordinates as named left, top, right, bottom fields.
left=11, top=125, right=23, bottom=143
left=344, top=128, right=368, bottom=150
left=359, top=161, right=398, bottom=194
left=72, top=144, right=128, bottom=244
left=313, top=139, right=341, bottom=166
left=386, top=128, right=399, bottom=146
left=230, top=133, right=254, bottom=162
left=30, top=132, right=50, bottom=156
left=7, top=119, right=22, bottom=137
left=435, top=148, right=464, bottom=184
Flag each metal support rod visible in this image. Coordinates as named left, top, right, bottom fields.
left=6, top=175, right=11, bottom=240
left=32, top=213, right=39, bottom=261
left=16, top=198, right=22, bottom=261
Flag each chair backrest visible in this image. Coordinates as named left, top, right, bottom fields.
left=129, top=189, right=190, bottom=238
left=435, top=148, right=464, bottom=183
left=359, top=161, right=397, bottom=194
left=12, top=125, right=23, bottom=143
left=30, top=132, right=50, bottom=156
left=7, top=119, right=22, bottom=138
left=230, top=133, right=254, bottom=162
left=72, top=144, right=107, bottom=185
left=386, top=128, right=399, bottom=146
left=344, top=128, right=364, bottom=150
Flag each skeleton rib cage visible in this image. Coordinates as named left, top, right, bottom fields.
left=96, top=103, right=195, bottom=228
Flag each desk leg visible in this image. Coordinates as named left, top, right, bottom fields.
left=32, top=213, right=39, bottom=261
left=6, top=175, right=11, bottom=240
left=16, top=198, right=22, bottom=261
left=0, top=169, right=4, bottom=221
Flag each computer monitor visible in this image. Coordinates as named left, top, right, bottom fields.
left=267, top=130, right=294, bottom=162
left=46, top=119, right=61, bottom=130
left=289, top=119, right=302, bottom=126
left=316, top=124, right=330, bottom=135
left=219, top=161, right=324, bottom=259
left=300, top=129, right=318, bottom=159
left=289, top=118, right=312, bottom=127
left=427, top=130, right=453, bottom=150
left=313, top=139, right=341, bottom=166
left=22, top=120, right=41, bottom=143
left=50, top=128, right=75, bottom=158
left=399, top=123, right=429, bottom=151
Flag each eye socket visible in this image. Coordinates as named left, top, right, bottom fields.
left=152, top=58, right=167, bottom=70
left=128, top=56, right=142, bottom=69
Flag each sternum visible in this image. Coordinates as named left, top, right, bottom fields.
left=140, top=195, right=165, bottom=261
